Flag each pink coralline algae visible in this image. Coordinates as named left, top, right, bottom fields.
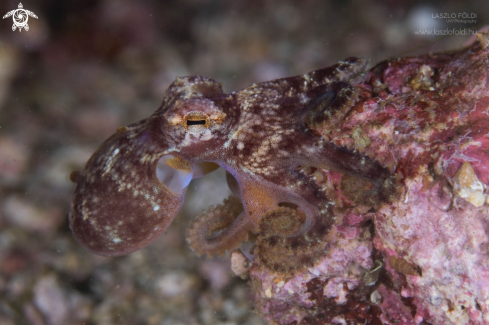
left=70, top=33, right=489, bottom=324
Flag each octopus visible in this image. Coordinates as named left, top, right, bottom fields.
left=69, top=57, right=399, bottom=274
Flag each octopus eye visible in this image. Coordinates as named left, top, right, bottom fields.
left=184, top=111, right=210, bottom=131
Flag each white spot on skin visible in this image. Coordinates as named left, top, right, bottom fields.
left=237, top=142, right=244, bottom=150
left=300, top=93, right=310, bottom=104
left=180, top=129, right=213, bottom=148
left=181, top=133, right=192, bottom=147
left=169, top=114, right=184, bottom=125
left=153, top=205, right=160, bottom=211
left=199, top=129, right=212, bottom=140
left=111, top=236, right=122, bottom=243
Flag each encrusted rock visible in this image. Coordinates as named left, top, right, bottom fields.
left=231, top=250, right=251, bottom=280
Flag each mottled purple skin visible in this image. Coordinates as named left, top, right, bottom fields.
left=251, top=36, right=489, bottom=324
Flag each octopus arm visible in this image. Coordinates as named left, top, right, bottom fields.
left=253, top=57, right=368, bottom=99
left=186, top=196, right=252, bottom=257
left=302, top=140, right=399, bottom=204
left=233, top=171, right=323, bottom=233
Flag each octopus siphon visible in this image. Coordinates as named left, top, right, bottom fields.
left=69, top=57, right=398, bottom=274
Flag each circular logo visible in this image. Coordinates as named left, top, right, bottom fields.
left=13, top=9, right=29, bottom=29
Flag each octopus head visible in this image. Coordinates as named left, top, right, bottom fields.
left=69, top=76, right=226, bottom=256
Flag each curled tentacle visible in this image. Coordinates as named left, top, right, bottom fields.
left=258, top=207, right=305, bottom=237
left=255, top=207, right=333, bottom=274
left=186, top=196, right=252, bottom=258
